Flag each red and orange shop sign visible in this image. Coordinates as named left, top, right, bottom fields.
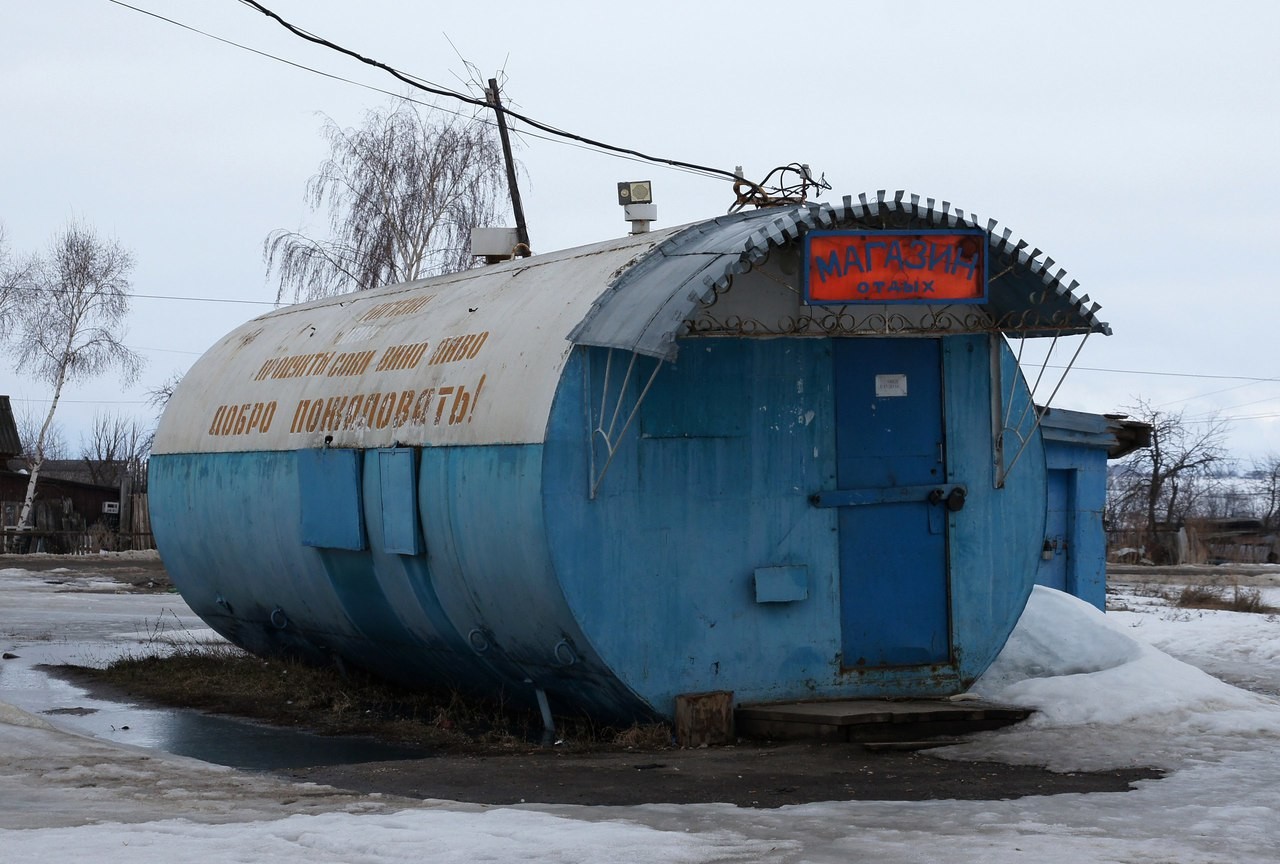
left=802, top=229, right=987, bottom=305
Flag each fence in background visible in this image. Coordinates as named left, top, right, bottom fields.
left=0, top=529, right=155, bottom=555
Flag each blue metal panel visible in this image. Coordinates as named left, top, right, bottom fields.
left=151, top=451, right=500, bottom=690
left=941, top=335, right=1046, bottom=675
left=538, top=335, right=1048, bottom=714
left=545, top=340, right=843, bottom=712
left=417, top=443, right=650, bottom=720
left=1039, top=468, right=1072, bottom=593
left=151, top=451, right=395, bottom=672
left=1040, top=439, right=1108, bottom=609
left=297, top=448, right=365, bottom=550
left=832, top=338, right=949, bottom=667
left=377, top=448, right=421, bottom=555
left=754, top=566, right=809, bottom=603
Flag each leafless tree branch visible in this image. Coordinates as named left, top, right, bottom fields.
left=1108, top=398, right=1230, bottom=563
left=80, top=410, right=151, bottom=487
left=265, top=99, right=510, bottom=304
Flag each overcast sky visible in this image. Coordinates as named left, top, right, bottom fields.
left=3, top=0, right=1278, bottom=462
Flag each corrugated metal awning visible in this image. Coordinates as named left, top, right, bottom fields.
left=569, top=190, right=1109, bottom=361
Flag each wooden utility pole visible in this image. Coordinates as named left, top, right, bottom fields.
left=487, top=78, right=531, bottom=257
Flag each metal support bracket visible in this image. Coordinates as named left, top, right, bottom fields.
left=585, top=348, right=664, bottom=499
left=995, top=330, right=1091, bottom=488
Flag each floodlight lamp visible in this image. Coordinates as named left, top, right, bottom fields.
left=617, top=181, right=653, bottom=206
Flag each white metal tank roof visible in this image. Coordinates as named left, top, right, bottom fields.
left=153, top=228, right=683, bottom=455
left=155, top=190, right=1106, bottom=455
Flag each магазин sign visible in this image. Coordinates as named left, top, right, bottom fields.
left=803, top=230, right=987, bottom=305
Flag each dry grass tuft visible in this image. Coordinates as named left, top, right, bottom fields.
left=612, top=722, right=676, bottom=749
left=1174, top=584, right=1276, bottom=614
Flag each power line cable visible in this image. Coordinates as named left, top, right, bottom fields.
left=233, top=0, right=475, bottom=102
left=1030, top=363, right=1280, bottom=385
left=126, top=344, right=205, bottom=356
left=23, top=283, right=279, bottom=306
left=128, top=290, right=277, bottom=306
left=103, top=0, right=737, bottom=184
left=5, top=395, right=150, bottom=406
left=234, top=0, right=740, bottom=184
left=105, top=0, right=460, bottom=104
left=1156, top=379, right=1266, bottom=409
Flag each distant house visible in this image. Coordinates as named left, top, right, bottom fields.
left=0, top=395, right=131, bottom=552
left=37, top=458, right=132, bottom=489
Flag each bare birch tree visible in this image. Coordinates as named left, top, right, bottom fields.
left=8, top=221, right=142, bottom=531
left=264, top=100, right=508, bottom=303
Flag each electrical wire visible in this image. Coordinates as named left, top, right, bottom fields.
left=235, top=0, right=742, bottom=185
left=1029, top=363, right=1280, bottom=384
left=127, top=291, right=277, bottom=306
left=4, top=395, right=151, bottom=406
left=103, top=0, right=500, bottom=129
left=127, top=344, right=205, bottom=356
left=104, top=0, right=829, bottom=202
left=234, top=0, right=475, bottom=103
left=103, top=0, right=762, bottom=187
left=18, top=283, right=280, bottom=307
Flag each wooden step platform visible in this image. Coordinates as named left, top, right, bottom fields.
left=734, top=698, right=1032, bottom=743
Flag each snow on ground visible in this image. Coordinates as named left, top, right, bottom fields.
left=1107, top=581, right=1280, bottom=698
left=3, top=568, right=1280, bottom=863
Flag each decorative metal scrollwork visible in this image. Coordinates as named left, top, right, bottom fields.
left=686, top=307, right=998, bottom=339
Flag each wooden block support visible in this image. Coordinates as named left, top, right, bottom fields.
left=674, top=690, right=734, bottom=747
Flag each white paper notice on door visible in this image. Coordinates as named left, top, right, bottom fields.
left=875, top=373, right=908, bottom=398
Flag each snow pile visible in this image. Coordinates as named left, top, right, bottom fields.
left=976, top=586, right=1276, bottom=726
left=941, top=586, right=1280, bottom=773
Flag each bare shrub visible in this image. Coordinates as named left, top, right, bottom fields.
left=1175, top=584, right=1276, bottom=614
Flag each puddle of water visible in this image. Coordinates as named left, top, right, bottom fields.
left=0, top=641, right=427, bottom=771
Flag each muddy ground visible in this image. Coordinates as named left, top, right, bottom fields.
left=6, top=553, right=1164, bottom=806
left=283, top=746, right=1161, bottom=808
left=1, top=552, right=173, bottom=592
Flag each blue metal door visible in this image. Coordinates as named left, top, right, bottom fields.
left=1037, top=469, right=1071, bottom=592
left=830, top=338, right=950, bottom=667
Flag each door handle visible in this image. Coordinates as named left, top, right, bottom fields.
left=812, top=484, right=966, bottom=509
left=928, top=486, right=966, bottom=510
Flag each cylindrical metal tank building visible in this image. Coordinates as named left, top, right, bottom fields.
left=151, top=192, right=1110, bottom=722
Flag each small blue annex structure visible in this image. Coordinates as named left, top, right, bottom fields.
left=151, top=191, right=1117, bottom=722
left=1036, top=408, right=1149, bottom=609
